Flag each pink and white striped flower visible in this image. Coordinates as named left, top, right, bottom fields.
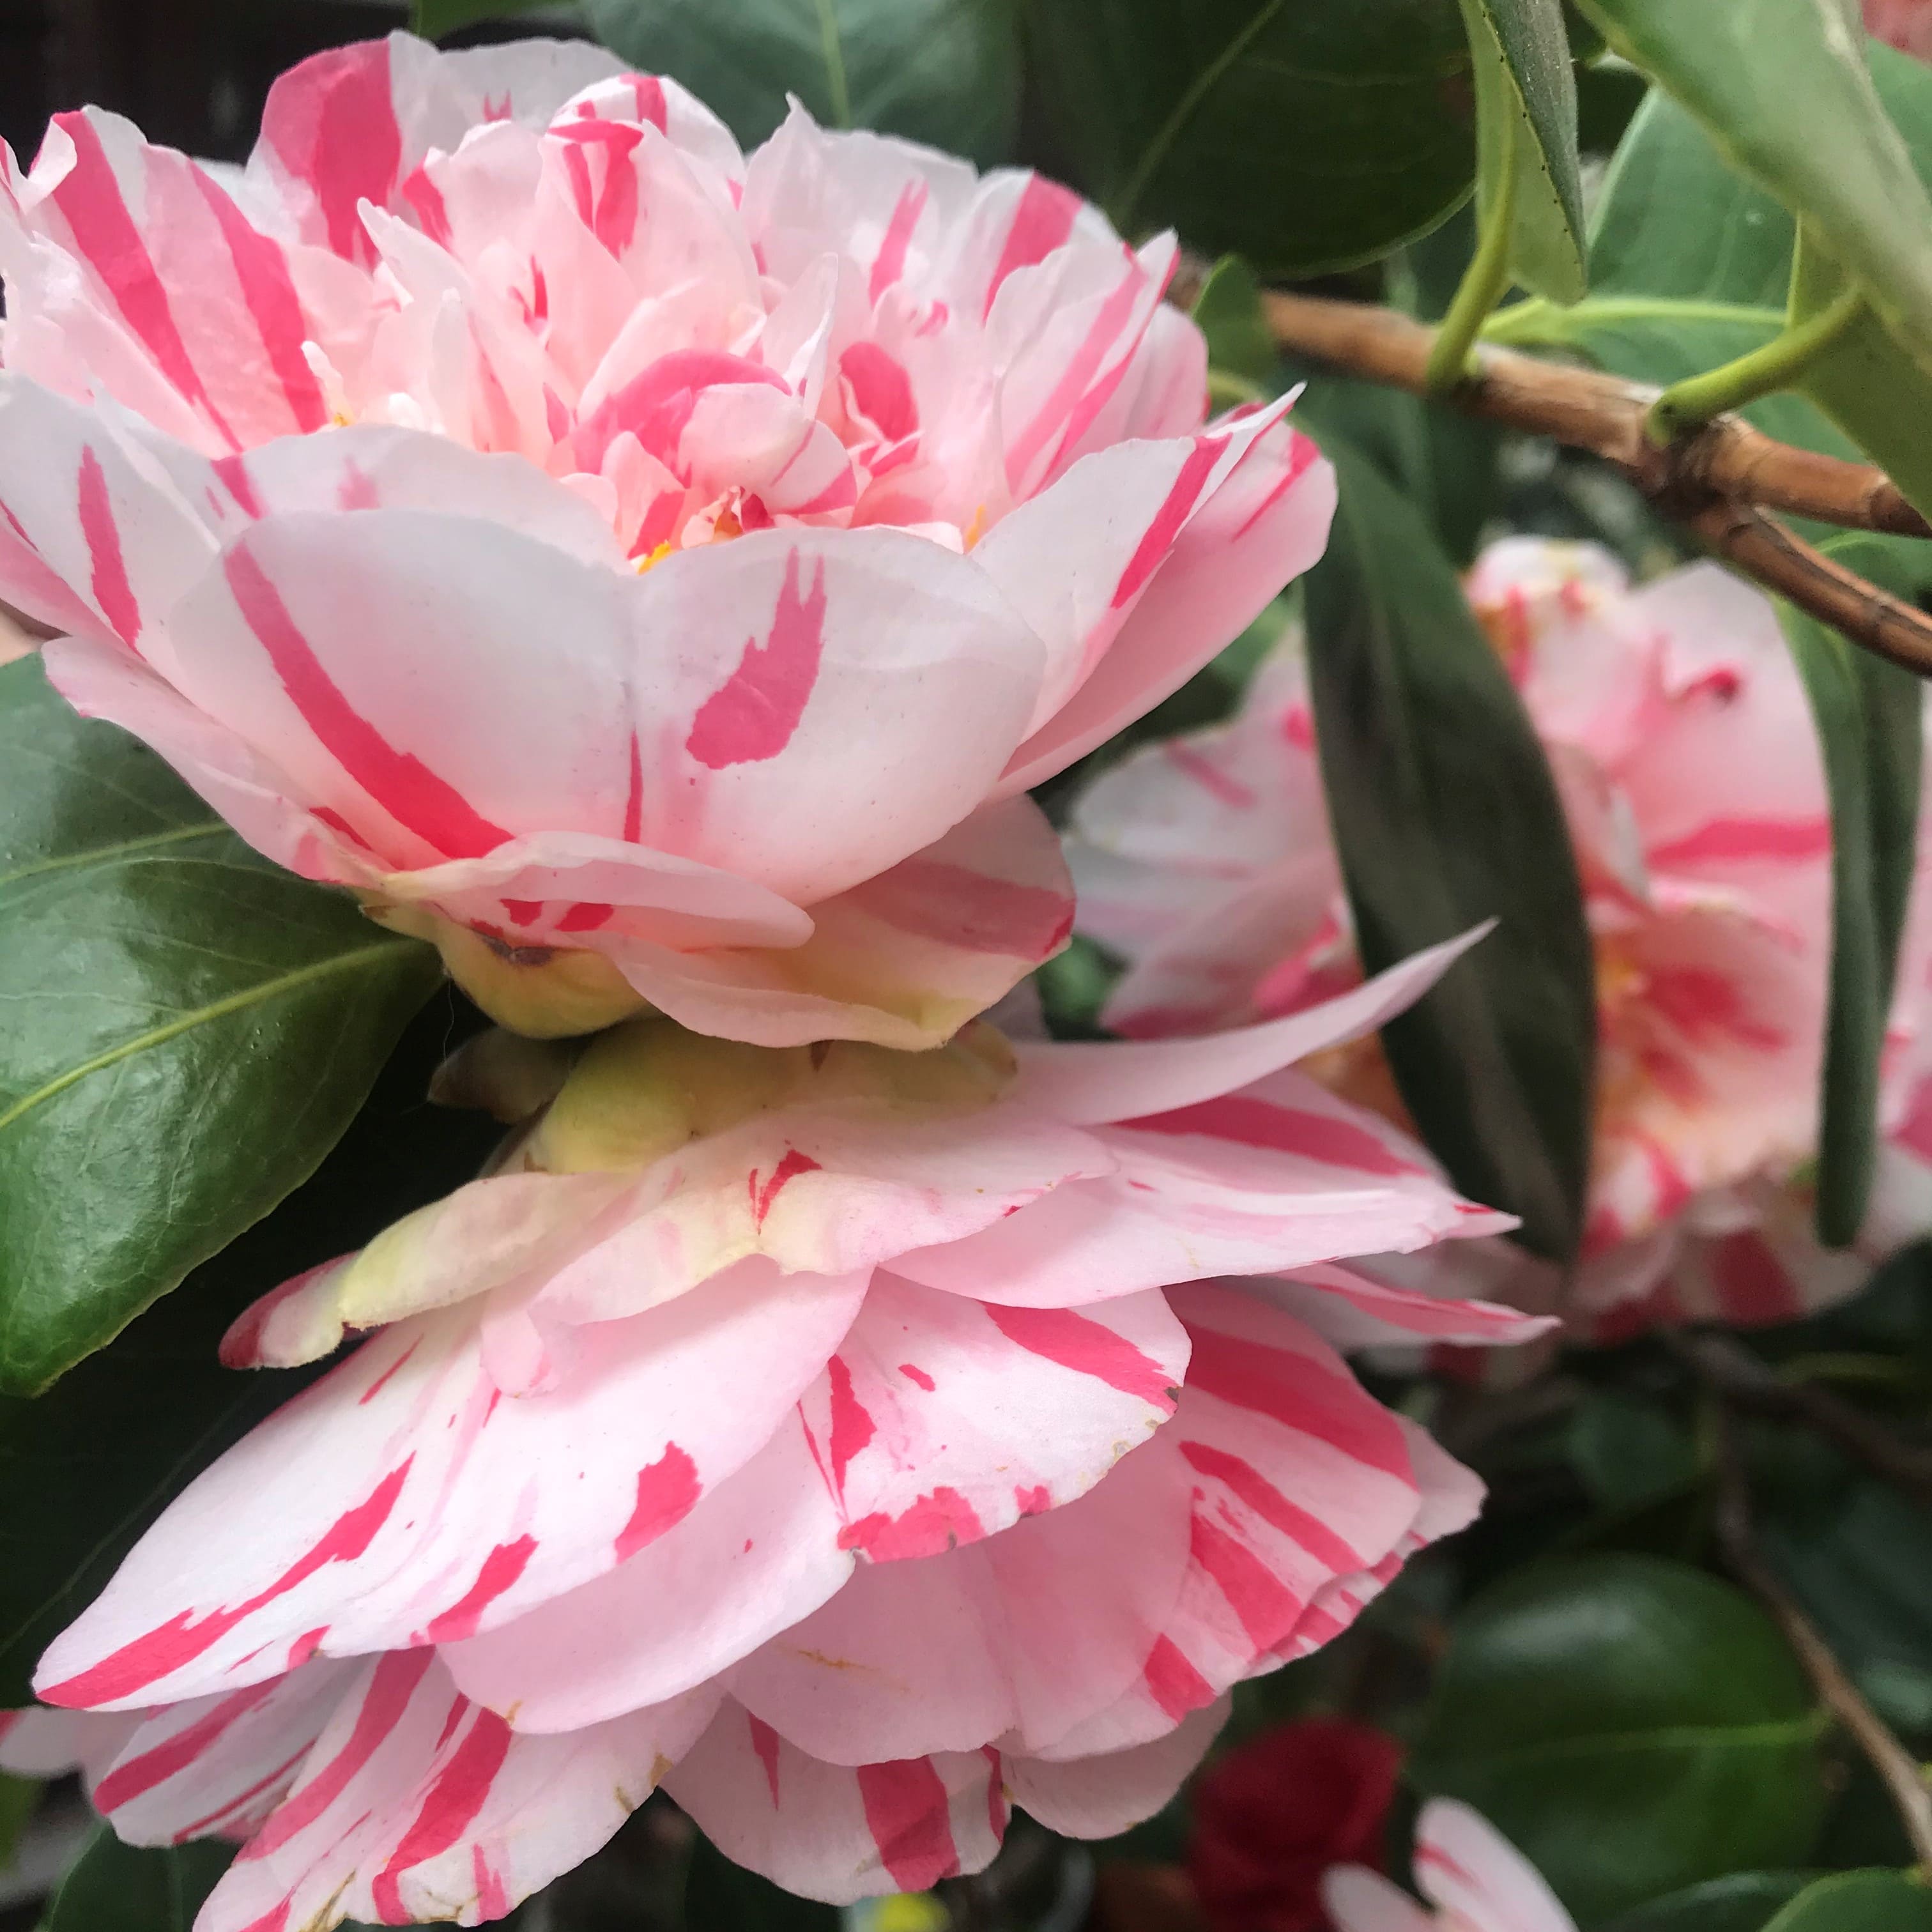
left=1323, top=1798, right=1575, bottom=1932
left=0, top=30, right=1333, bottom=1046
left=1071, top=538, right=1932, bottom=1333
left=30, top=948, right=1538, bottom=1920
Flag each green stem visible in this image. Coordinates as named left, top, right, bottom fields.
left=1645, top=283, right=1866, bottom=445
left=1425, top=117, right=1519, bottom=394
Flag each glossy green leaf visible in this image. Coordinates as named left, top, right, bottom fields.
left=1303, top=440, right=1595, bottom=1259
left=1410, top=1555, right=1829, bottom=1922
left=1190, top=256, right=1280, bottom=397
left=581, top=0, right=1020, bottom=163
left=1565, top=1391, right=1698, bottom=1510
left=1775, top=535, right=1926, bottom=1245
left=411, top=0, right=564, bottom=35
left=0, top=659, right=441, bottom=1394
left=40, top=1827, right=232, bottom=1931
left=0, top=996, right=498, bottom=1706
left=1459, top=0, right=1586, bottom=301
left=1762, top=1871, right=1932, bottom=1932
left=1025, top=0, right=1475, bottom=278
left=1602, top=1873, right=1821, bottom=1932
left=1570, top=0, right=1932, bottom=379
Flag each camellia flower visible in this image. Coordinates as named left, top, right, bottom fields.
left=0, top=30, right=1332, bottom=1046
left=1322, top=1799, right=1573, bottom=1932
left=1186, top=1717, right=1404, bottom=1932
left=1070, top=538, right=1932, bottom=1335
left=27, top=947, right=1544, bottom=1924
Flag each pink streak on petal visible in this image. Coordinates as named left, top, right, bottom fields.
left=1110, top=434, right=1225, bottom=610
left=400, top=164, right=453, bottom=246
left=981, top=1303, right=1177, bottom=1407
left=838, top=1488, right=985, bottom=1561
left=826, top=1354, right=876, bottom=1492
left=369, top=1705, right=514, bottom=1921
left=243, top=1649, right=436, bottom=1860
left=473, top=1845, right=511, bottom=1920
left=856, top=1758, right=963, bottom=1892
left=1120, top=1095, right=1423, bottom=1179
left=420, top=1536, right=540, bottom=1644
left=224, top=544, right=512, bottom=861
left=190, top=162, right=330, bottom=433
left=1177, top=1439, right=1365, bottom=1574
left=613, top=1443, right=701, bottom=1561
left=841, top=342, right=918, bottom=441
left=1183, top=1327, right=1411, bottom=1480
left=77, top=447, right=142, bottom=647
left=870, top=181, right=929, bottom=304
left=1163, top=739, right=1256, bottom=808
left=749, top=1712, right=783, bottom=1804
left=1188, top=1510, right=1300, bottom=1648
left=92, top=1680, right=281, bottom=1813
left=261, top=40, right=402, bottom=264
left=213, top=454, right=266, bottom=520
left=753, top=1148, right=823, bottom=1228
left=50, top=114, right=236, bottom=447
left=574, top=350, right=786, bottom=474
left=1142, top=1636, right=1213, bottom=1722
left=898, top=1363, right=935, bottom=1392
left=629, top=76, right=669, bottom=132
left=847, top=861, right=1074, bottom=958
left=685, top=549, right=829, bottom=769
left=42, top=1462, right=413, bottom=1707
left=983, top=176, right=1080, bottom=319
left=1646, top=818, right=1833, bottom=869
left=1008, top=256, right=1153, bottom=482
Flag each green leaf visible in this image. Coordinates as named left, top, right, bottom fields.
left=1024, top=0, right=1476, bottom=279
left=1762, top=1871, right=1932, bottom=1932
left=1190, top=255, right=1280, bottom=397
left=1302, top=439, right=1595, bottom=1259
left=1411, top=1554, right=1829, bottom=1923
left=581, top=0, right=1020, bottom=163
left=411, top=0, right=567, bottom=35
left=1570, top=0, right=1932, bottom=380
left=1601, top=1873, right=1821, bottom=1932
left=0, top=1772, right=36, bottom=1869
left=1775, top=535, right=1925, bottom=1245
left=40, top=1827, right=232, bottom=1931
left=1565, top=1391, right=1698, bottom=1510
left=1458, top=0, right=1586, bottom=302
left=0, top=995, right=499, bottom=1707
left=0, top=659, right=441, bottom=1394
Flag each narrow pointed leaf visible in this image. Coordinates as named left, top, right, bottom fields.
left=1762, top=1872, right=1932, bottom=1932
left=1303, top=439, right=1595, bottom=1259
left=0, top=659, right=440, bottom=1393
left=1775, top=535, right=1926, bottom=1246
left=1459, top=0, right=1587, bottom=302
left=41, top=1828, right=232, bottom=1932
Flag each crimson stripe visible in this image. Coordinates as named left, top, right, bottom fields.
left=420, top=1537, right=539, bottom=1644
left=983, top=176, right=1079, bottom=319
left=855, top=1759, right=962, bottom=1892
left=1188, top=1509, right=1302, bottom=1649
left=981, top=1303, right=1179, bottom=1407
left=169, top=1741, right=314, bottom=1844
left=369, top=1707, right=515, bottom=1920
left=1111, top=436, right=1223, bottom=610
left=224, top=544, right=512, bottom=861
left=1142, top=1636, right=1213, bottom=1721
left=243, top=1648, right=436, bottom=1859
left=93, top=1680, right=281, bottom=1813
left=190, top=162, right=329, bottom=433
left=1181, top=1324, right=1413, bottom=1478
left=1121, top=1094, right=1422, bottom=1178
left=261, top=40, right=402, bottom=264
left=870, top=181, right=928, bottom=303
left=1177, top=1439, right=1364, bottom=1572
left=1647, top=816, right=1832, bottom=870
left=77, top=447, right=142, bottom=646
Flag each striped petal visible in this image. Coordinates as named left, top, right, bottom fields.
left=195, top=1651, right=714, bottom=1932
left=895, top=1068, right=1508, bottom=1309
left=665, top=1699, right=1006, bottom=1905
left=36, top=1260, right=868, bottom=1710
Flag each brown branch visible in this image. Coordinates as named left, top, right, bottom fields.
left=1261, top=291, right=1932, bottom=537
left=1259, top=291, right=1932, bottom=675
left=1706, top=1402, right=1932, bottom=1869
left=1668, top=1330, right=1932, bottom=1510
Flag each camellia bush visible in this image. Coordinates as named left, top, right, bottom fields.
left=2, top=1, right=1932, bottom=1929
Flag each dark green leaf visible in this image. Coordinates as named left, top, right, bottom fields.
left=1775, top=537, right=1925, bottom=1244
left=1025, top=0, right=1475, bottom=278
left=41, top=1827, right=233, bottom=1931
left=1458, top=0, right=1586, bottom=301
left=1762, top=1871, right=1932, bottom=1932
left=1601, top=1873, right=1821, bottom=1932
left=0, top=995, right=499, bottom=1706
left=1565, top=1391, right=1698, bottom=1510
left=1411, top=1555, right=1828, bottom=1922
left=1190, top=256, right=1280, bottom=395
left=411, top=0, right=567, bottom=35
left=581, top=0, right=1019, bottom=163
left=0, top=1772, right=35, bottom=1869
left=0, top=659, right=441, bottom=1393
left=1570, top=0, right=1932, bottom=378
left=1303, top=440, right=1595, bottom=1259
